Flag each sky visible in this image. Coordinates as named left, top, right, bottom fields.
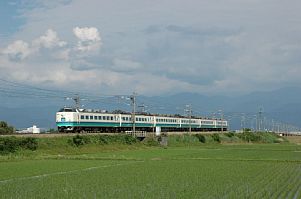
left=0, top=0, right=301, bottom=96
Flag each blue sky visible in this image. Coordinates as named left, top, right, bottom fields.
left=0, top=1, right=24, bottom=38
left=1, top=0, right=301, bottom=96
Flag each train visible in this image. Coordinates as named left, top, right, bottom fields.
left=56, top=107, right=227, bottom=133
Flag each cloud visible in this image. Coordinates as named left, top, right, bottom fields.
left=2, top=0, right=301, bottom=96
left=2, top=40, right=31, bottom=60
left=73, top=27, right=101, bottom=52
left=2, top=29, right=67, bottom=61
left=33, top=29, right=66, bottom=49
left=112, top=58, right=143, bottom=72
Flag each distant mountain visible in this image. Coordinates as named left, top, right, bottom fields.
left=1, top=87, right=301, bottom=130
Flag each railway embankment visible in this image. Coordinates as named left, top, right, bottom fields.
left=0, top=132, right=290, bottom=157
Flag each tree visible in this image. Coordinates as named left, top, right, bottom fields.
left=0, top=121, right=14, bottom=135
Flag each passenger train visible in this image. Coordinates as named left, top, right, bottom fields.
left=56, top=107, right=228, bottom=133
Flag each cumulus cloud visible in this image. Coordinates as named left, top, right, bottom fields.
left=33, top=29, right=66, bottom=49
left=73, top=27, right=101, bottom=52
left=2, top=29, right=67, bottom=61
left=2, top=40, right=31, bottom=60
left=2, top=0, right=301, bottom=96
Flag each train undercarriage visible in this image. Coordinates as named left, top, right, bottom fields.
left=58, top=126, right=227, bottom=133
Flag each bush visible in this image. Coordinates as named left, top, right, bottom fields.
left=123, top=135, right=137, bottom=145
left=143, top=137, right=160, bottom=146
left=237, top=132, right=261, bottom=142
left=98, top=135, right=137, bottom=145
left=68, top=134, right=138, bottom=147
left=194, top=134, right=206, bottom=143
left=70, top=135, right=90, bottom=147
left=0, top=137, right=19, bottom=154
left=237, top=132, right=281, bottom=143
left=0, top=136, right=38, bottom=154
left=20, top=137, right=38, bottom=150
left=98, top=135, right=110, bottom=144
left=211, top=134, right=221, bottom=143
left=225, top=132, right=235, bottom=138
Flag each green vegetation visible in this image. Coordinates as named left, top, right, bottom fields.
left=168, top=132, right=284, bottom=146
left=0, top=121, right=14, bottom=135
left=68, top=134, right=138, bottom=147
left=0, top=137, right=38, bottom=154
left=0, top=133, right=299, bottom=198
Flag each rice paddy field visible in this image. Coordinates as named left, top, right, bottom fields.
left=0, top=138, right=300, bottom=198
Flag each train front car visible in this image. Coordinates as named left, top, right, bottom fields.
left=56, top=107, right=79, bottom=132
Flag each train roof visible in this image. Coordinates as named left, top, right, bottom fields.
left=58, top=107, right=223, bottom=120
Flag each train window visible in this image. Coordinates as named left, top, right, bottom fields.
left=106, top=116, right=110, bottom=120
left=90, top=116, right=93, bottom=120
left=111, top=116, right=113, bottom=120
left=98, top=116, right=101, bottom=120
left=81, top=115, right=84, bottom=119
left=94, top=116, right=97, bottom=120
left=85, top=116, right=89, bottom=120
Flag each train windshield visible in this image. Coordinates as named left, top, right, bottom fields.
left=59, top=108, right=76, bottom=112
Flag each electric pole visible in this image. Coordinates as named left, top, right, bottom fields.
left=219, top=110, right=224, bottom=133
left=65, top=94, right=81, bottom=109
left=185, top=104, right=192, bottom=134
left=258, top=107, right=263, bottom=132
left=130, top=92, right=137, bottom=134
left=73, top=94, right=80, bottom=109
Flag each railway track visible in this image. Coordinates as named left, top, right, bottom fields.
left=0, top=131, right=227, bottom=138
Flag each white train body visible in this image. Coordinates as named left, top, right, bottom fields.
left=56, top=107, right=227, bottom=133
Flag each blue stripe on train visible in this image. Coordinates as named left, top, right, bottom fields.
left=56, top=122, right=219, bottom=128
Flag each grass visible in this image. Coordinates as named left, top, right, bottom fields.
left=0, top=139, right=300, bottom=198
